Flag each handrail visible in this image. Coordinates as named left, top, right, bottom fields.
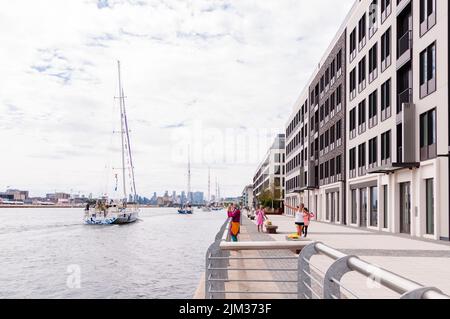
left=221, top=218, right=232, bottom=242
left=211, top=222, right=450, bottom=299
left=220, top=241, right=310, bottom=251
left=314, top=243, right=448, bottom=299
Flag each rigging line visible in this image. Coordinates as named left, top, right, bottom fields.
left=117, top=61, right=128, bottom=200
left=122, top=86, right=138, bottom=202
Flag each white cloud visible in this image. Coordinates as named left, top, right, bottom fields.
left=0, top=0, right=354, bottom=197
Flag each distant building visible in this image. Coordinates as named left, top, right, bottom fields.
left=241, top=185, right=254, bottom=209
left=253, top=134, right=286, bottom=211
left=46, top=193, right=70, bottom=203
left=0, top=193, right=14, bottom=201
left=6, top=189, right=29, bottom=201
left=192, top=192, right=204, bottom=205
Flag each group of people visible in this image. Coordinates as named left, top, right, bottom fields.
left=285, top=203, right=315, bottom=238
left=226, top=202, right=315, bottom=241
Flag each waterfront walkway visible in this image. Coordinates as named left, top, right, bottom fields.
left=195, top=214, right=450, bottom=299
left=261, top=214, right=450, bottom=298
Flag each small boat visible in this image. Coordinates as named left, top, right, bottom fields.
left=178, top=208, right=193, bottom=215
left=211, top=207, right=222, bottom=212
left=84, top=61, right=140, bottom=225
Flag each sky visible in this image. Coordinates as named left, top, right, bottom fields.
left=0, top=0, right=355, bottom=198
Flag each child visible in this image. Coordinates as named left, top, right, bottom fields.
left=256, top=206, right=267, bottom=232
left=302, top=208, right=315, bottom=238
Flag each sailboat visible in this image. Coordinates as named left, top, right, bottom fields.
left=178, top=146, right=193, bottom=215
left=84, top=61, right=140, bottom=225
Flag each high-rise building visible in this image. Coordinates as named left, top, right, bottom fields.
left=284, top=0, right=449, bottom=241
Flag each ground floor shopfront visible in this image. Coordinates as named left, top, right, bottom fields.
left=284, top=157, right=449, bottom=241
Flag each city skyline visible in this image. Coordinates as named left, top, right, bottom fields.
left=0, top=0, right=355, bottom=198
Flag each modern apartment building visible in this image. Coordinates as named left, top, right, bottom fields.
left=285, top=19, right=347, bottom=220
left=253, top=134, right=286, bottom=211
left=285, top=0, right=449, bottom=241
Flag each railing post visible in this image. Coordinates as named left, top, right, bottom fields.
left=205, top=246, right=213, bottom=299
left=401, top=287, right=444, bottom=299
left=205, top=219, right=230, bottom=299
left=323, top=255, right=356, bottom=299
left=298, top=242, right=319, bottom=299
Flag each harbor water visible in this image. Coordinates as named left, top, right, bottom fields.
left=0, top=208, right=226, bottom=298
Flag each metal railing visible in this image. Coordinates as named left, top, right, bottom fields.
left=205, top=219, right=450, bottom=299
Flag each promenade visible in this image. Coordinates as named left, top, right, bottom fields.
left=196, top=214, right=450, bottom=299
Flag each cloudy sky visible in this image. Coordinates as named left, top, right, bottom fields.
left=0, top=0, right=354, bottom=198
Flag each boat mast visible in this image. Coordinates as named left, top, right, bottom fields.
left=207, top=167, right=211, bottom=204
left=117, top=61, right=127, bottom=201
left=187, top=145, right=191, bottom=203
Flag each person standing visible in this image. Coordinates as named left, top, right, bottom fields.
left=229, top=204, right=241, bottom=242
left=285, top=203, right=305, bottom=236
left=302, top=207, right=315, bottom=238
left=255, top=206, right=267, bottom=233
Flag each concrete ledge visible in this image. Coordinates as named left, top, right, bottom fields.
left=220, top=240, right=311, bottom=251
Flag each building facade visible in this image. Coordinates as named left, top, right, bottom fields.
left=241, top=185, right=254, bottom=209
left=253, top=134, right=286, bottom=211
left=285, top=0, right=449, bottom=241
left=285, top=22, right=347, bottom=219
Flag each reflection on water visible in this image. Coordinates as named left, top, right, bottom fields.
left=0, top=207, right=226, bottom=299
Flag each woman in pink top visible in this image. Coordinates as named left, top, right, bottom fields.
left=302, top=208, right=315, bottom=238
left=255, top=206, right=267, bottom=233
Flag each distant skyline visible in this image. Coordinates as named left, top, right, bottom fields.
left=0, top=0, right=355, bottom=198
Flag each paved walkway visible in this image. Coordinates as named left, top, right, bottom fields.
left=260, top=214, right=450, bottom=298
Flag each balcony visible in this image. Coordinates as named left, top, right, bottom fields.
left=420, top=10, right=436, bottom=37
left=396, top=102, right=416, bottom=164
left=381, top=3, right=392, bottom=24
left=381, top=105, right=391, bottom=122
left=369, top=68, right=378, bottom=83
left=358, top=80, right=366, bottom=93
left=350, top=50, right=357, bottom=63
left=397, top=30, right=412, bottom=68
left=358, top=37, right=366, bottom=52
left=381, top=55, right=391, bottom=72
left=369, top=115, right=378, bottom=129
left=397, top=88, right=412, bottom=114
left=350, top=89, right=357, bottom=101
left=350, top=128, right=357, bottom=140
left=358, top=123, right=367, bottom=135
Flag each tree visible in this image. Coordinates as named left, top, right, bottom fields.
left=258, top=189, right=274, bottom=208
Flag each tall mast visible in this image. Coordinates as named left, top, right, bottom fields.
left=187, top=145, right=191, bottom=203
left=117, top=61, right=127, bottom=200
left=207, top=167, right=211, bottom=203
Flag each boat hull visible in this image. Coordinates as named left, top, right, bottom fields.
left=178, top=210, right=193, bottom=215
left=84, top=208, right=139, bottom=225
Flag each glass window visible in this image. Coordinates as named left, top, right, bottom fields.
left=426, top=178, right=434, bottom=235
left=370, top=186, right=378, bottom=227
left=351, top=189, right=357, bottom=224
left=383, top=185, right=388, bottom=229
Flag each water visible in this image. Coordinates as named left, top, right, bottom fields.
left=0, top=207, right=226, bottom=299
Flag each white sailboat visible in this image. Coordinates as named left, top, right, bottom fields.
left=178, top=146, right=193, bottom=214
left=84, top=61, right=140, bottom=225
